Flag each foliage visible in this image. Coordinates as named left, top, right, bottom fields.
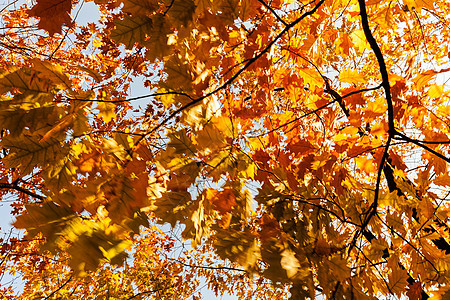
left=0, top=0, right=450, bottom=298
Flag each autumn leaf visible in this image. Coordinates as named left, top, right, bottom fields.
left=1, top=134, right=68, bottom=176
left=208, top=188, right=237, bottom=214
left=110, top=15, right=154, bottom=49
left=388, top=268, right=409, bottom=297
left=351, top=29, right=370, bottom=53
left=121, top=0, right=160, bottom=16
left=164, top=0, right=196, bottom=27
left=339, top=68, right=367, bottom=85
left=97, top=101, right=116, bottom=123
left=3, top=0, right=450, bottom=298
left=406, top=281, right=425, bottom=300
left=29, top=0, right=73, bottom=35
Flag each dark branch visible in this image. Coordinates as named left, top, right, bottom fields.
left=393, top=131, right=450, bottom=163
left=44, top=276, right=73, bottom=300
left=0, top=183, right=44, bottom=200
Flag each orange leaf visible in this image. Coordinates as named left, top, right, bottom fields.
left=209, top=189, right=237, bottom=214
left=406, top=281, right=424, bottom=300
left=29, top=0, right=73, bottom=35
left=314, top=238, right=331, bottom=256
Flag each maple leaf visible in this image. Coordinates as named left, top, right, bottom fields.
left=406, top=281, right=425, bottom=300
left=121, top=0, right=160, bottom=16
left=29, top=0, right=73, bottom=35
left=339, top=68, right=367, bottom=85
left=208, top=188, right=237, bottom=214
left=164, top=0, right=196, bottom=27
left=110, top=15, right=154, bottom=49
left=1, top=134, right=69, bottom=176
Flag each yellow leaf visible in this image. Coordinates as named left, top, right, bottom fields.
left=415, top=70, right=437, bottom=90
left=194, top=122, right=227, bottom=153
left=298, top=68, right=323, bottom=90
left=97, top=101, right=116, bottom=123
left=403, top=0, right=434, bottom=11
left=155, top=88, right=177, bottom=107
left=0, top=66, right=51, bottom=97
left=335, top=32, right=353, bottom=56
left=386, top=211, right=406, bottom=235
left=214, top=228, right=261, bottom=273
left=163, top=55, right=194, bottom=92
left=327, top=255, right=351, bottom=282
left=1, top=134, right=68, bottom=176
left=339, top=68, right=367, bottom=85
left=354, top=155, right=377, bottom=174
left=351, top=29, right=370, bottom=53
left=367, top=97, right=387, bottom=114
left=144, top=14, right=174, bottom=61
left=77, top=65, right=102, bottom=82
left=31, top=59, right=71, bottom=89
left=428, top=84, right=444, bottom=98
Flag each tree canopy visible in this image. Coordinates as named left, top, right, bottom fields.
left=1, top=0, right=450, bottom=298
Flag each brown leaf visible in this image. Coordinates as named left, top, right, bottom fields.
left=406, top=281, right=424, bottom=300
left=29, top=0, right=73, bottom=35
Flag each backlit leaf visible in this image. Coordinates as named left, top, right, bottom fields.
left=1, top=134, right=68, bottom=176
left=110, top=15, right=154, bottom=49
left=29, top=0, right=72, bottom=35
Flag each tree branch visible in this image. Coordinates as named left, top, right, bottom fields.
left=44, top=276, right=73, bottom=300
left=0, top=183, right=44, bottom=200
left=135, top=0, right=327, bottom=146
left=393, top=131, right=450, bottom=163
